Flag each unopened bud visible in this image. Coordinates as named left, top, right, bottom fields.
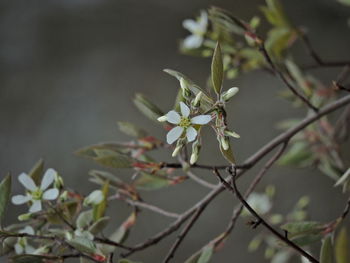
left=190, top=140, right=201, bottom=165
left=54, top=174, right=64, bottom=189
left=220, top=136, right=230, bottom=150
left=221, top=87, right=239, bottom=102
left=180, top=78, right=192, bottom=99
left=18, top=213, right=32, bottom=221
left=59, top=190, right=69, bottom=201
left=224, top=130, right=240, bottom=138
left=192, top=92, right=203, bottom=108
left=157, top=115, right=168, bottom=122
left=84, top=190, right=104, bottom=206
left=172, top=145, right=182, bottom=157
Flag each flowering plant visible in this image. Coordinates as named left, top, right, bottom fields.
left=1, top=1, right=350, bottom=263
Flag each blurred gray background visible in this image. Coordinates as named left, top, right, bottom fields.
left=1, top=0, right=350, bottom=262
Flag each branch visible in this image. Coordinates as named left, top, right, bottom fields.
left=121, top=95, right=350, bottom=257
left=340, top=195, right=350, bottom=221
left=258, top=43, right=319, bottom=112
left=226, top=169, right=319, bottom=263
left=186, top=170, right=217, bottom=189
left=163, top=208, right=206, bottom=263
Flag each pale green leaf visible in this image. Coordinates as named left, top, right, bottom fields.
left=77, top=210, right=93, bottom=229
left=133, top=93, right=164, bottom=122
left=0, top=174, right=11, bottom=226
left=11, top=255, right=45, bottom=263
left=211, top=42, right=224, bottom=95
left=198, top=244, right=214, bottom=263
left=118, top=122, right=148, bottom=138
left=67, top=236, right=97, bottom=254
left=320, top=235, right=333, bottom=263
left=335, top=228, right=349, bottom=263
left=89, top=217, right=110, bottom=235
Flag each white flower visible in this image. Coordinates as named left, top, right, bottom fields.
left=12, top=168, right=59, bottom=213
left=159, top=102, right=212, bottom=144
left=243, top=193, right=272, bottom=216
left=84, top=190, right=104, bottom=206
left=14, top=226, right=36, bottom=255
left=182, top=10, right=208, bottom=49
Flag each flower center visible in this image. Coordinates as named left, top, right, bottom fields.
left=31, top=188, right=43, bottom=200
left=179, top=117, right=191, bottom=128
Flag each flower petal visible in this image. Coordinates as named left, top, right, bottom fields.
left=191, top=115, right=212, bottom=125
left=43, top=188, right=59, bottom=200
left=166, top=126, right=184, bottom=144
left=40, top=168, right=56, bottom=190
left=12, top=195, right=31, bottom=205
left=183, top=35, right=203, bottom=49
left=29, top=200, right=42, bottom=213
left=18, top=173, right=37, bottom=191
left=14, top=243, right=24, bottom=254
left=180, top=102, right=190, bottom=118
left=198, top=11, right=208, bottom=31
left=182, top=19, right=198, bottom=33
left=20, top=226, right=35, bottom=235
left=166, top=111, right=181, bottom=124
left=186, top=127, right=197, bottom=142
left=25, top=245, right=36, bottom=254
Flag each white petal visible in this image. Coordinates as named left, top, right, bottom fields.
left=40, top=168, right=56, bottom=190
left=29, top=200, right=42, bottom=213
left=183, top=35, right=203, bottom=49
left=182, top=19, right=199, bottom=33
left=198, top=11, right=208, bottom=31
left=180, top=102, right=190, bottom=117
left=18, top=173, right=37, bottom=191
left=166, top=111, right=181, bottom=124
left=191, top=115, right=212, bottom=125
left=14, top=243, right=24, bottom=254
left=25, top=245, right=36, bottom=254
left=43, top=188, right=59, bottom=200
left=166, top=126, right=184, bottom=144
left=186, top=127, right=197, bottom=142
left=12, top=195, right=31, bottom=205
left=20, top=226, right=34, bottom=235
left=85, top=190, right=104, bottom=205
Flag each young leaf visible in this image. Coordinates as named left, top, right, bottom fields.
left=219, top=141, right=236, bottom=164
left=67, top=236, right=97, bottom=254
left=335, top=227, right=349, bottom=263
left=94, top=150, right=134, bottom=169
left=118, top=122, right=148, bottom=138
left=320, top=235, right=333, bottom=263
left=77, top=210, right=93, bottom=229
left=93, top=180, right=109, bottom=221
left=11, top=254, right=45, bottom=263
left=198, top=244, right=214, bottom=263
left=89, top=216, right=110, bottom=235
left=28, top=159, right=44, bottom=185
left=0, top=174, right=11, bottom=226
left=133, top=93, right=164, bottom=122
left=211, top=42, right=224, bottom=95
left=133, top=172, right=183, bottom=191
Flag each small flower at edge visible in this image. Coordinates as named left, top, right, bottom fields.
left=182, top=10, right=208, bottom=49
left=160, top=102, right=212, bottom=145
left=11, top=169, right=59, bottom=213
left=14, top=226, right=36, bottom=255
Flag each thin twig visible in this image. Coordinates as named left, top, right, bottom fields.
left=258, top=43, right=319, bottom=112
left=227, top=169, right=319, bottom=263
left=186, top=170, right=217, bottom=189
left=163, top=208, right=206, bottom=263
left=340, top=195, right=350, bottom=221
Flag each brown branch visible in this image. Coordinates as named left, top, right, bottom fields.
left=120, top=95, right=350, bottom=258
left=340, top=195, right=350, bottom=221
left=163, top=208, right=206, bottom=263
left=225, top=169, right=319, bottom=263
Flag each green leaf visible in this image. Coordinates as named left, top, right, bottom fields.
left=281, top=221, right=323, bottom=235
left=133, top=172, right=179, bottom=191
left=28, top=159, right=44, bottom=185
left=77, top=210, right=93, bottom=229
left=219, top=141, right=235, bottom=164
left=278, top=142, right=314, bottom=166
left=67, top=236, right=97, bottom=254
left=119, top=259, right=142, bottom=263
left=0, top=174, right=11, bottom=226
left=260, top=0, right=291, bottom=28
left=118, top=122, right=148, bottom=138
left=11, top=255, right=46, bottom=263
left=320, top=235, right=333, bottom=263
left=265, top=28, right=295, bottom=59
left=334, top=168, right=350, bottom=188
left=94, top=150, right=133, bottom=169
left=198, top=244, right=214, bottom=263
left=285, top=60, right=310, bottom=95
left=76, top=143, right=130, bottom=158
left=335, top=227, right=349, bottom=263
left=338, top=0, right=350, bottom=6
left=133, top=93, right=164, bottom=122
left=211, top=42, right=224, bottom=95
left=89, top=216, right=110, bottom=235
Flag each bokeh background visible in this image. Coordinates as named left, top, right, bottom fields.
left=1, top=0, right=350, bottom=262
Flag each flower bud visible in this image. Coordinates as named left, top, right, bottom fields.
left=18, top=213, right=32, bottom=221
left=192, top=92, right=202, bottom=108
left=220, top=136, right=230, bottom=150
left=221, top=87, right=239, bottom=102
left=172, top=144, right=182, bottom=157
left=224, top=129, right=240, bottom=138
left=190, top=140, right=201, bottom=165
left=180, top=78, right=192, bottom=99
left=54, top=174, right=64, bottom=189
left=157, top=115, right=168, bottom=122
left=84, top=190, right=104, bottom=206
left=59, top=190, right=69, bottom=201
